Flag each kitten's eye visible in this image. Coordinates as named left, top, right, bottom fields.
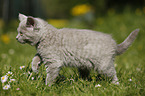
left=20, top=32, right=23, bottom=36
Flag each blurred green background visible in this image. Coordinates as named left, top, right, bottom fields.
left=0, top=0, right=145, bottom=32
left=0, top=0, right=144, bottom=18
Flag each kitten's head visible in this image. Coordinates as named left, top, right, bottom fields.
left=16, top=14, right=41, bottom=46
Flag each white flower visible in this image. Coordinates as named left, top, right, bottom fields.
left=3, top=84, right=10, bottom=90
left=16, top=88, right=20, bottom=90
left=20, top=66, right=25, bottom=69
left=31, top=77, right=34, bottom=80
left=9, top=79, right=16, bottom=82
left=95, top=84, right=101, bottom=87
left=116, top=82, right=120, bottom=85
left=129, top=79, right=132, bottom=81
left=1, top=75, right=8, bottom=83
left=6, top=71, right=13, bottom=77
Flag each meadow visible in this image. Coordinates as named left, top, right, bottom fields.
left=0, top=11, right=145, bottom=96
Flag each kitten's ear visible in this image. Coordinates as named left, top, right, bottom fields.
left=26, top=16, right=35, bottom=27
left=19, top=13, right=27, bottom=21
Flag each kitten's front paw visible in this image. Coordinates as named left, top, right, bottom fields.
left=45, top=80, right=53, bottom=86
left=111, top=81, right=120, bottom=85
left=32, top=67, right=39, bottom=73
left=32, top=63, right=40, bottom=73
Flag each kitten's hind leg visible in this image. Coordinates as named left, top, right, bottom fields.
left=97, top=57, right=119, bottom=84
left=111, top=74, right=119, bottom=85
left=32, top=54, right=42, bottom=73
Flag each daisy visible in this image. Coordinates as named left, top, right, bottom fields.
left=116, top=82, right=120, bottom=85
left=20, top=66, right=25, bottom=69
left=16, top=88, right=20, bottom=90
left=9, top=79, right=16, bottom=82
left=31, top=77, right=34, bottom=80
left=1, top=75, right=8, bottom=83
left=95, top=84, right=101, bottom=87
left=129, top=79, right=132, bottom=81
left=3, top=84, right=10, bottom=90
left=6, top=71, right=13, bottom=77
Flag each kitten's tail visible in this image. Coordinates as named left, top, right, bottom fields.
left=116, top=29, right=139, bottom=55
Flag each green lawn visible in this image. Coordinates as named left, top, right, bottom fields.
left=0, top=12, right=145, bottom=96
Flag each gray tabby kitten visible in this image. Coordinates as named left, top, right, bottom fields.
left=16, top=14, right=139, bottom=85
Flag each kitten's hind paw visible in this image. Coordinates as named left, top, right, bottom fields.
left=111, top=81, right=120, bottom=85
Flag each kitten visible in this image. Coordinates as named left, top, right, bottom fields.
left=16, top=14, right=139, bottom=85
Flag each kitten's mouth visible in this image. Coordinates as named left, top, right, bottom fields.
left=17, top=40, right=26, bottom=44
left=24, top=39, right=32, bottom=44
left=17, top=39, right=31, bottom=44
left=24, top=39, right=36, bottom=46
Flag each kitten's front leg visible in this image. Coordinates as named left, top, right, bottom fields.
left=32, top=54, right=42, bottom=73
left=45, top=60, right=62, bottom=86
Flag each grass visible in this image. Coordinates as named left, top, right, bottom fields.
left=0, top=11, right=145, bottom=96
